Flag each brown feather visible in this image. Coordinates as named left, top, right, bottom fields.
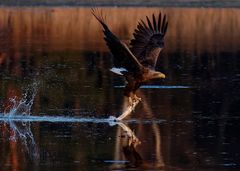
left=130, top=12, right=168, bottom=69
left=92, top=8, right=142, bottom=72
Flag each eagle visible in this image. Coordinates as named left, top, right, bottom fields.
left=92, top=9, right=168, bottom=106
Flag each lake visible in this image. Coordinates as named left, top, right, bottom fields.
left=0, top=7, right=240, bottom=170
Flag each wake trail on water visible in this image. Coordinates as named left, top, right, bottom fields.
left=0, top=81, right=165, bottom=124
left=114, top=85, right=191, bottom=89
left=0, top=115, right=166, bottom=124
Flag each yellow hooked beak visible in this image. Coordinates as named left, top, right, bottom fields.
left=159, top=73, right=166, bottom=79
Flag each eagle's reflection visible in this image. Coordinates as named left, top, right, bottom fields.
left=111, top=91, right=164, bottom=170
left=117, top=122, right=142, bottom=168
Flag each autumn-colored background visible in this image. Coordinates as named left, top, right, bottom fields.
left=0, top=7, right=239, bottom=53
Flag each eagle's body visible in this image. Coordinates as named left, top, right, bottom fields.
left=92, top=9, right=168, bottom=106
left=123, top=67, right=164, bottom=100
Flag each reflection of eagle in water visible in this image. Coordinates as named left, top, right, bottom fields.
left=92, top=9, right=168, bottom=106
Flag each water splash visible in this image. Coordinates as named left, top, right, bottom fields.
left=2, top=81, right=40, bottom=161
left=4, top=81, right=39, bottom=117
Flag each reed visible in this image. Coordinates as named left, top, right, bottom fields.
left=0, top=7, right=239, bottom=53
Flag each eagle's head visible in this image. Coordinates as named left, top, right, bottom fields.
left=148, top=70, right=166, bottom=80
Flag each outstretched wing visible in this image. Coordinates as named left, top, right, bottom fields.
left=92, top=9, right=142, bottom=72
left=130, top=13, right=168, bottom=69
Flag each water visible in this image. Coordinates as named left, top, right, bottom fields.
left=0, top=7, right=240, bottom=171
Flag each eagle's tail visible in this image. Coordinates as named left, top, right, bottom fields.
left=110, top=67, right=128, bottom=76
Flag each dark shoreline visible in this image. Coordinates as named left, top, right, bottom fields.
left=0, top=1, right=240, bottom=8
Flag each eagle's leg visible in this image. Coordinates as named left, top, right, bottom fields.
left=128, top=96, right=134, bottom=107
left=125, top=93, right=135, bottom=107
left=124, top=80, right=135, bottom=107
left=132, top=83, right=141, bottom=103
left=124, top=77, right=141, bottom=107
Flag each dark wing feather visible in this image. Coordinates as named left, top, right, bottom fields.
left=130, top=12, right=168, bottom=69
left=91, top=9, right=142, bottom=72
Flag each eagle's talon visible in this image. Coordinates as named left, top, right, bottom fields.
left=133, top=95, right=141, bottom=103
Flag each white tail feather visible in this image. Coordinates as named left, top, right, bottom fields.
left=110, top=67, right=127, bottom=75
